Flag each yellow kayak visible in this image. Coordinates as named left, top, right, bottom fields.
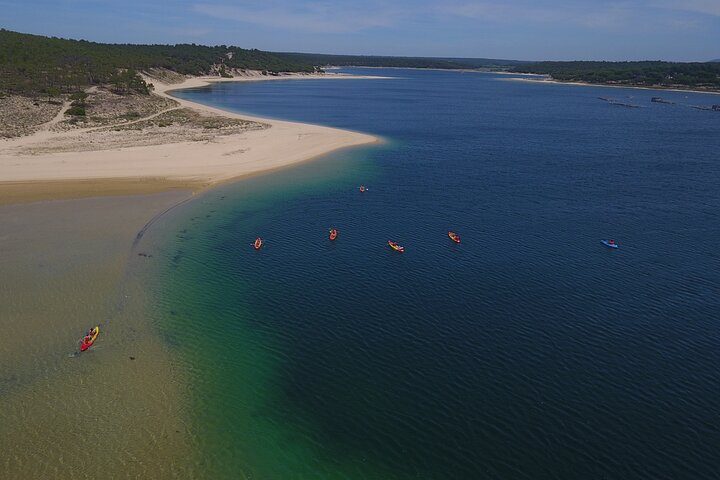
left=388, top=240, right=405, bottom=253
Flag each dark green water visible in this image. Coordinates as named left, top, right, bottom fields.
left=146, top=69, right=720, bottom=478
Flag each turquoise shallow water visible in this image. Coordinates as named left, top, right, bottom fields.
left=146, top=69, right=720, bottom=478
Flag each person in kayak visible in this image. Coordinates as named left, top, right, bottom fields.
left=78, top=326, right=100, bottom=353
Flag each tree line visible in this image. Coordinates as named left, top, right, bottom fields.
left=510, top=61, right=720, bottom=89
left=0, top=29, right=316, bottom=96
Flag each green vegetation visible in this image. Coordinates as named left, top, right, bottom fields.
left=45, top=86, right=61, bottom=102
left=276, top=52, right=525, bottom=70
left=218, top=64, right=233, bottom=78
left=65, top=105, right=86, bottom=116
left=0, top=29, right=316, bottom=96
left=69, top=91, right=88, bottom=102
left=109, top=69, right=152, bottom=94
left=111, top=107, right=264, bottom=132
left=68, top=90, right=87, bottom=114
left=511, top=61, right=720, bottom=90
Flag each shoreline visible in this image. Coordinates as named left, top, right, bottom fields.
left=156, top=73, right=384, bottom=188
left=325, top=65, right=529, bottom=74
left=0, top=72, right=382, bottom=205
left=500, top=75, right=720, bottom=96
left=333, top=66, right=720, bottom=95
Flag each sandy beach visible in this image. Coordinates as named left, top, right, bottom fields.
left=0, top=72, right=380, bottom=204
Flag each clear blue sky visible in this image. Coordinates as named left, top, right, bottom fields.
left=3, top=0, right=719, bottom=61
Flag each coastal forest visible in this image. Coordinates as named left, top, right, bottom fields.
left=510, top=61, right=720, bottom=90
left=0, top=29, right=316, bottom=96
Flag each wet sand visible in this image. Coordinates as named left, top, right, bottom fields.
left=0, top=191, right=197, bottom=477
left=0, top=178, right=201, bottom=206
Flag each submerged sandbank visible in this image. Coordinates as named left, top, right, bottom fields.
left=0, top=191, right=197, bottom=477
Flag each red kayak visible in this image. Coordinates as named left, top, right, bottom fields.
left=79, top=326, right=100, bottom=352
left=448, top=231, right=461, bottom=243
left=329, top=228, right=338, bottom=241
left=253, top=237, right=263, bottom=250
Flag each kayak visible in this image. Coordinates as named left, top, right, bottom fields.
left=601, top=239, right=619, bottom=249
left=329, top=228, right=338, bottom=241
left=448, top=231, right=461, bottom=243
left=80, top=326, right=100, bottom=352
left=388, top=240, right=405, bottom=253
left=253, top=237, right=263, bottom=250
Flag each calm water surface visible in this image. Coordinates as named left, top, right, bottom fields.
left=153, top=69, right=720, bottom=478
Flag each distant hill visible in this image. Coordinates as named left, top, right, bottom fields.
left=510, top=61, right=720, bottom=91
left=0, top=29, right=316, bottom=95
left=276, top=52, right=526, bottom=70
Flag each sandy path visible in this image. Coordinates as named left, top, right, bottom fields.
left=82, top=105, right=183, bottom=133
left=45, top=100, right=71, bottom=127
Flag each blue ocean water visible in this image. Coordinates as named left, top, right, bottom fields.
left=156, top=68, right=720, bottom=479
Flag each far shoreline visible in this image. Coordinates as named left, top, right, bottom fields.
left=499, top=75, right=720, bottom=96
left=333, top=66, right=720, bottom=96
